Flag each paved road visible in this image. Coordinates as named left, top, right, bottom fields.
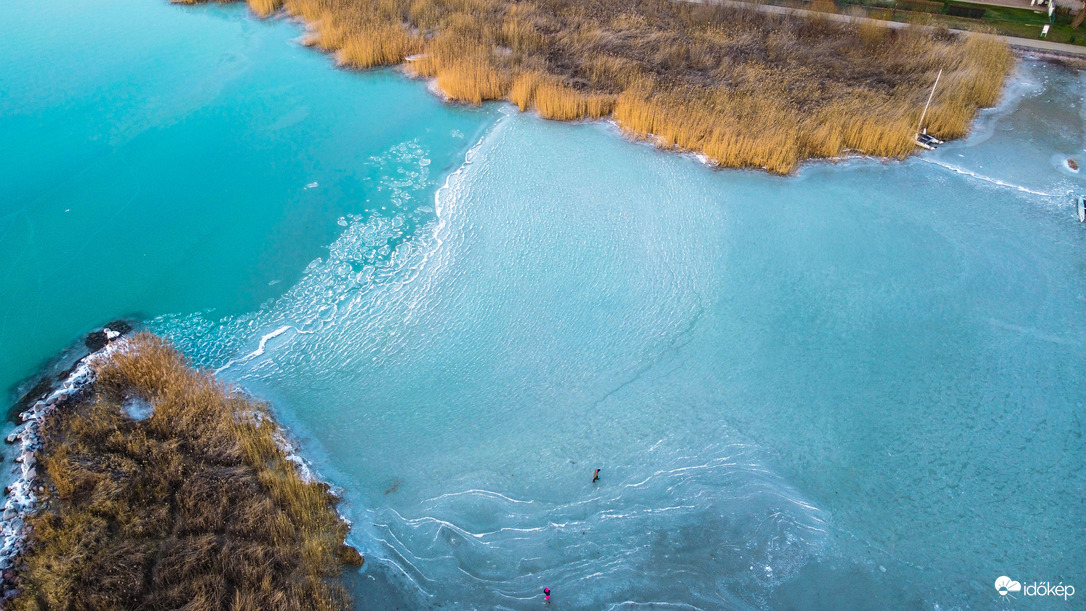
left=999, top=34, right=1086, bottom=54
left=697, top=0, right=1086, bottom=56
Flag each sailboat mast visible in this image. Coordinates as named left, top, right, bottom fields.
left=916, top=69, right=942, bottom=135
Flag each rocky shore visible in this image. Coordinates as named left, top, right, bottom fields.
left=0, top=324, right=130, bottom=603
left=0, top=328, right=362, bottom=609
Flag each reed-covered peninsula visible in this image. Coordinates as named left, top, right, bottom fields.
left=8, top=333, right=361, bottom=611
left=195, top=0, right=1012, bottom=173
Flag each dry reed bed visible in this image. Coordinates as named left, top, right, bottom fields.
left=12, top=334, right=360, bottom=611
left=180, top=0, right=1015, bottom=173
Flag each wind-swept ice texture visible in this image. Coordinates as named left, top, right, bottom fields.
left=153, top=113, right=832, bottom=607
left=154, top=61, right=1085, bottom=610
left=0, top=0, right=493, bottom=399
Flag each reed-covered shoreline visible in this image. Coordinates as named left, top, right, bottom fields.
left=4, top=332, right=361, bottom=610
left=185, top=0, right=1013, bottom=173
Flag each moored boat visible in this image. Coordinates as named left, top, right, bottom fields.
left=915, top=130, right=943, bottom=150
left=914, top=70, right=943, bottom=151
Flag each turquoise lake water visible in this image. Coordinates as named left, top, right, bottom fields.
left=3, top=0, right=1085, bottom=608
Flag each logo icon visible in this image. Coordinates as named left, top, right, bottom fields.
left=996, top=576, right=1022, bottom=597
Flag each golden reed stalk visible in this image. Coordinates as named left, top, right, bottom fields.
left=191, top=0, right=1013, bottom=173
left=14, top=334, right=361, bottom=610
